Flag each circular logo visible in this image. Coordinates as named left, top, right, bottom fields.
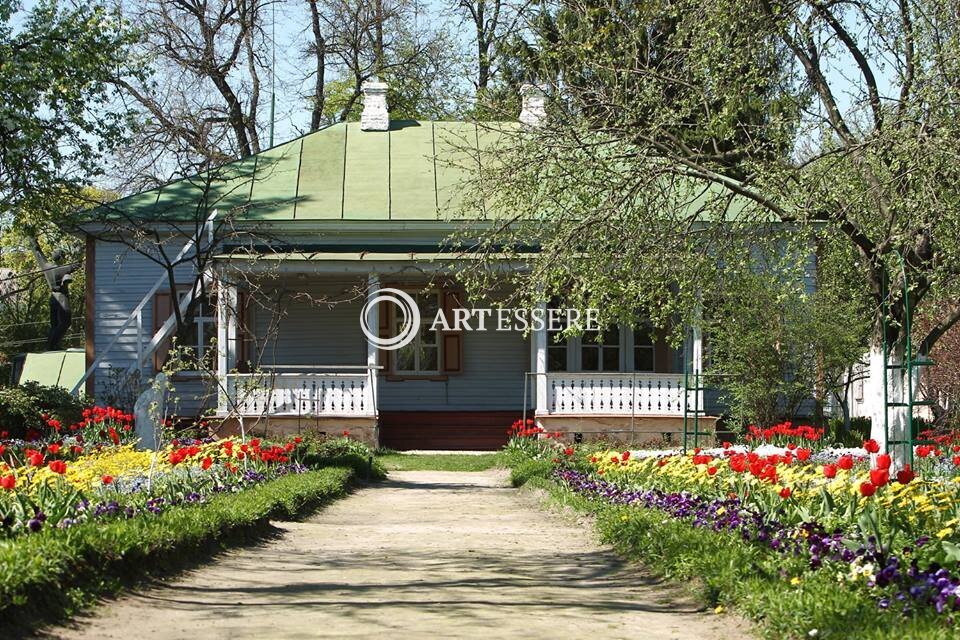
left=360, top=288, right=421, bottom=350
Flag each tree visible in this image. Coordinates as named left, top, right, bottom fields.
left=0, top=0, right=139, bottom=219
left=301, top=0, right=458, bottom=129
left=0, top=188, right=105, bottom=377
left=464, top=0, right=960, bottom=454
left=704, top=242, right=868, bottom=429
left=451, top=0, right=534, bottom=93
left=113, top=0, right=271, bottom=188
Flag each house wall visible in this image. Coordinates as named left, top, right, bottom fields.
left=253, top=279, right=531, bottom=412
left=91, top=238, right=208, bottom=414
left=378, top=328, right=530, bottom=411
left=253, top=280, right=367, bottom=367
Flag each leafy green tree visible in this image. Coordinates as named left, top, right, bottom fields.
left=0, top=189, right=107, bottom=375
left=0, top=0, right=140, bottom=219
left=464, top=0, right=960, bottom=453
left=704, top=241, right=868, bottom=429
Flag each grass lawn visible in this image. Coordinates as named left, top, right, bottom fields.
left=377, top=452, right=503, bottom=472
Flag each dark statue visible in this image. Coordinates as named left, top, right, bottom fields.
left=29, top=239, right=80, bottom=351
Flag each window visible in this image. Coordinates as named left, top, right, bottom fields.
left=547, top=329, right=568, bottom=371
left=582, top=327, right=620, bottom=371
left=394, top=291, right=441, bottom=374
left=154, top=290, right=216, bottom=372
left=178, top=293, right=216, bottom=370
left=634, top=326, right=655, bottom=372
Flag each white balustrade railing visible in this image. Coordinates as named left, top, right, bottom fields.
left=543, top=373, right=688, bottom=416
left=224, top=372, right=376, bottom=417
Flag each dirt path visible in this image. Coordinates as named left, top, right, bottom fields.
left=45, top=470, right=746, bottom=639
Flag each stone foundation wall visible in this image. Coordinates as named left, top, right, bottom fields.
left=211, top=416, right=379, bottom=449
left=535, top=415, right=718, bottom=448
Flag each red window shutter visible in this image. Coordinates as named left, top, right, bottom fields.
left=442, top=333, right=463, bottom=373
left=153, top=291, right=173, bottom=372
left=441, top=287, right=465, bottom=374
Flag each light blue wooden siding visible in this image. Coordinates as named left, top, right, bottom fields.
left=254, top=282, right=367, bottom=366
left=255, top=281, right=530, bottom=411
left=378, top=328, right=530, bottom=411
left=92, top=239, right=207, bottom=413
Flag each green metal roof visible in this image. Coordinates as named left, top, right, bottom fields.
left=18, top=349, right=86, bottom=393
left=100, top=121, right=512, bottom=223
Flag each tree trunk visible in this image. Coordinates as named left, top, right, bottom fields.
left=308, top=0, right=326, bottom=132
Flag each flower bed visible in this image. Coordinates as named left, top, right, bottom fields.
left=505, top=421, right=960, bottom=636
left=0, top=432, right=310, bottom=536
left=0, top=404, right=376, bottom=632
left=0, top=466, right=354, bottom=634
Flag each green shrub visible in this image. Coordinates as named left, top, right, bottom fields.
left=510, top=458, right=554, bottom=487
left=0, top=382, right=87, bottom=439
left=0, top=466, right=354, bottom=633
left=301, top=436, right=386, bottom=480
left=825, top=416, right=872, bottom=446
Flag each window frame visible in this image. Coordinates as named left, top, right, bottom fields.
left=392, top=289, right=442, bottom=375
left=162, top=290, right=217, bottom=373
left=580, top=327, right=621, bottom=372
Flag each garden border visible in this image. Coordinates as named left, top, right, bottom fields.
left=510, top=461, right=960, bottom=640
left=0, top=466, right=358, bottom=637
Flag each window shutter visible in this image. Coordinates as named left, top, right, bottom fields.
left=153, top=291, right=173, bottom=372
left=441, top=288, right=464, bottom=374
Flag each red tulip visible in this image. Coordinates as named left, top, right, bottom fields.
left=822, top=464, right=837, bottom=479
left=201, top=457, right=213, bottom=470
left=859, top=481, right=877, bottom=497
left=875, top=453, right=892, bottom=470
left=864, top=439, right=880, bottom=454
left=870, top=469, right=889, bottom=487
left=563, top=447, right=574, bottom=456
left=101, top=475, right=113, bottom=485
left=953, top=455, right=960, bottom=466
left=838, top=455, right=854, bottom=470
left=707, top=466, right=718, bottom=476
left=621, top=451, right=631, bottom=461
left=896, top=465, right=915, bottom=485
left=27, top=452, right=43, bottom=467
left=48, top=460, right=67, bottom=475
left=796, top=448, right=811, bottom=462
left=779, top=486, right=792, bottom=499
left=0, top=474, right=15, bottom=490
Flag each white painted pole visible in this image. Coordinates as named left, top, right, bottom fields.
left=534, top=301, right=548, bottom=416
left=366, top=274, right=380, bottom=416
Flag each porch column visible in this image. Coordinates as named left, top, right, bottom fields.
left=216, top=278, right=238, bottom=414
left=533, top=300, right=548, bottom=415
left=691, top=303, right=704, bottom=410
left=366, top=274, right=380, bottom=415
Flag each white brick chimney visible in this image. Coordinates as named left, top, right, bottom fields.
left=519, top=83, right=547, bottom=127
left=360, top=77, right=389, bottom=131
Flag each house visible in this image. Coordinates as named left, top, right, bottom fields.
left=76, top=81, right=713, bottom=450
